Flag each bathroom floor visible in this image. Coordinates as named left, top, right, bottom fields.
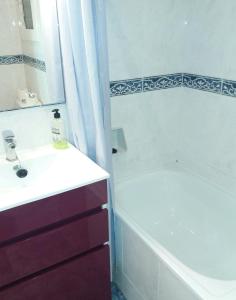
left=112, top=282, right=126, bottom=300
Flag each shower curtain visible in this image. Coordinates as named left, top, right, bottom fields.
left=57, top=0, right=114, bottom=273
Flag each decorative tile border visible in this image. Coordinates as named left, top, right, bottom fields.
left=222, top=79, right=236, bottom=97
left=0, top=54, right=46, bottom=72
left=110, top=73, right=236, bottom=98
left=110, top=73, right=182, bottom=97
left=23, top=55, right=46, bottom=72
left=183, top=73, right=222, bottom=94
left=143, top=73, right=182, bottom=92
left=0, top=55, right=23, bottom=65
left=110, top=78, right=142, bottom=96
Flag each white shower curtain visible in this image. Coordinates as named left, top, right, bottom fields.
left=57, top=0, right=114, bottom=273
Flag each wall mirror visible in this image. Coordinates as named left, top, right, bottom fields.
left=0, top=0, right=65, bottom=112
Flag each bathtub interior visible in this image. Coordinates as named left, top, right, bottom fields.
left=114, top=167, right=236, bottom=282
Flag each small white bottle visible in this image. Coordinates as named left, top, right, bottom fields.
left=51, top=109, right=68, bottom=149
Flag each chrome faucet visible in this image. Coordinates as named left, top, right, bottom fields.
left=2, top=130, right=18, bottom=162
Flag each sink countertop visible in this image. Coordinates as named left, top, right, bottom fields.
left=0, top=144, right=109, bottom=212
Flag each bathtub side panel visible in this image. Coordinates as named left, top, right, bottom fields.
left=114, top=216, right=159, bottom=300
left=158, top=261, right=201, bottom=300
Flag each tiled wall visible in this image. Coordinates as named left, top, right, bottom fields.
left=107, top=0, right=236, bottom=186
left=0, top=53, right=49, bottom=109
left=106, top=0, right=185, bottom=80
left=107, top=0, right=236, bottom=82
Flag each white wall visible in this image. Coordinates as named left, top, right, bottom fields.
left=107, top=0, right=236, bottom=81
left=183, top=0, right=236, bottom=80
left=172, top=89, right=236, bottom=187
left=106, top=0, right=185, bottom=80
left=111, top=89, right=180, bottom=181
left=107, top=0, right=236, bottom=187
left=0, top=65, right=27, bottom=111
left=0, top=0, right=22, bottom=55
left=0, top=0, right=51, bottom=111
left=107, top=0, right=186, bottom=182
left=24, top=64, right=49, bottom=103
left=0, top=104, right=69, bottom=156
left=20, top=1, right=50, bottom=104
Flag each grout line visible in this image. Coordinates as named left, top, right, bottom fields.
left=220, top=78, right=224, bottom=95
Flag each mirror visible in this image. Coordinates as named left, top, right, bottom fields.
left=0, top=0, right=65, bottom=112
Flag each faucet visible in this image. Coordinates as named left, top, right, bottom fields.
left=2, top=130, right=18, bottom=162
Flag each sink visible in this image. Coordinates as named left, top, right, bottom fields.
left=0, top=144, right=109, bottom=212
left=0, top=151, right=57, bottom=192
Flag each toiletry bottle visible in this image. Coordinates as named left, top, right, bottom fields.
left=51, top=109, right=68, bottom=149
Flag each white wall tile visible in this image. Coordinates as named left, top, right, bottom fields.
left=109, top=0, right=236, bottom=184
left=24, top=65, right=49, bottom=104
left=182, top=0, right=236, bottom=80
left=111, top=89, right=182, bottom=181
left=107, top=0, right=236, bottom=80
left=0, top=0, right=22, bottom=55
left=0, top=65, right=26, bottom=111
left=106, top=0, right=185, bottom=80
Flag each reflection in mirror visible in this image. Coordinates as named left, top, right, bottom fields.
left=0, top=0, right=65, bottom=112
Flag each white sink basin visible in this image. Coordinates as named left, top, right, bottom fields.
left=0, top=144, right=109, bottom=212
left=0, top=153, right=53, bottom=192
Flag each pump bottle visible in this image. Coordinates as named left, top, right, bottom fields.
left=51, top=109, right=68, bottom=149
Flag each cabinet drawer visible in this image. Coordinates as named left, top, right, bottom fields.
left=0, top=209, right=108, bottom=288
left=0, top=246, right=111, bottom=300
left=0, top=180, right=107, bottom=244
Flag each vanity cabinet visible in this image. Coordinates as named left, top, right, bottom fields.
left=0, top=180, right=111, bottom=300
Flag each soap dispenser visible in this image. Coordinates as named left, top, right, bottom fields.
left=51, top=109, right=68, bottom=149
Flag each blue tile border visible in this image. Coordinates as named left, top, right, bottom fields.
left=23, top=55, right=46, bottom=72
left=222, top=79, right=236, bottom=97
left=2, top=56, right=236, bottom=98
left=0, top=55, right=23, bottom=65
left=0, top=54, right=46, bottom=72
left=110, top=78, right=142, bottom=96
left=112, top=282, right=126, bottom=300
left=183, top=73, right=222, bottom=94
left=110, top=73, right=236, bottom=98
left=143, top=73, right=182, bottom=92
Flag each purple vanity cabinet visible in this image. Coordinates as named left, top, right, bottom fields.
left=0, top=246, right=111, bottom=300
left=0, top=180, right=107, bottom=245
left=0, top=180, right=111, bottom=300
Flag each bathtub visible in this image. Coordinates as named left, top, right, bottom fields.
left=114, top=169, right=236, bottom=300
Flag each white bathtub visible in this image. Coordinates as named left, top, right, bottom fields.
left=114, top=169, right=236, bottom=300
